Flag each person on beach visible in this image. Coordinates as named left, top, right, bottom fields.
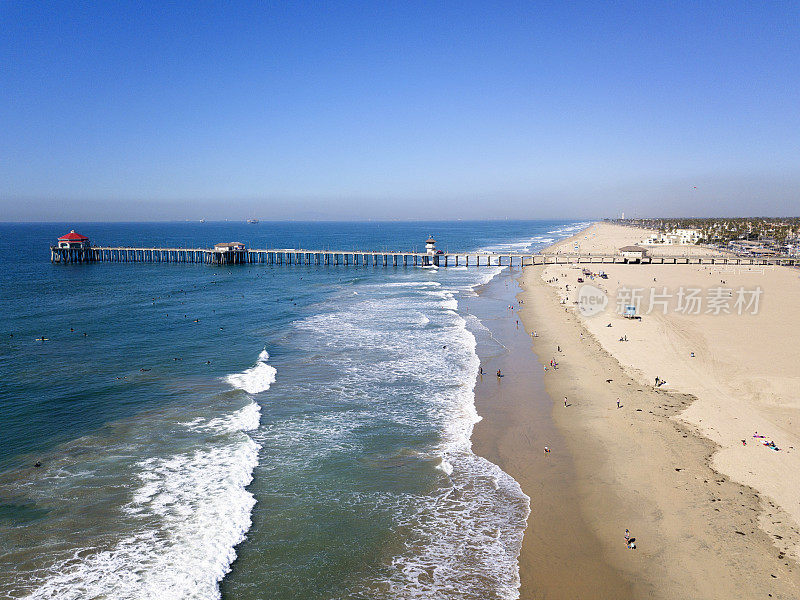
left=617, top=398, right=621, bottom=408
left=496, top=369, right=502, bottom=377
left=564, top=397, right=568, bottom=407
left=544, top=446, right=550, bottom=454
left=479, top=365, right=483, bottom=375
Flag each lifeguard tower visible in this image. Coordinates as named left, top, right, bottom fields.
left=426, top=236, right=436, bottom=255
left=425, top=236, right=437, bottom=266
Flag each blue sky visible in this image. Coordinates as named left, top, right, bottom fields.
left=2, top=1, right=798, bottom=220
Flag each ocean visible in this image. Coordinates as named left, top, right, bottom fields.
left=0, top=220, right=588, bottom=599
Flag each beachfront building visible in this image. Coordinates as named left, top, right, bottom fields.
left=57, top=230, right=91, bottom=249
left=671, top=228, right=701, bottom=244
left=426, top=237, right=436, bottom=255
left=619, top=245, right=648, bottom=262
left=642, top=228, right=701, bottom=245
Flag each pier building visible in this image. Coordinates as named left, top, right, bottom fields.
left=213, top=242, right=247, bottom=265
left=619, top=245, right=648, bottom=263
left=57, top=230, right=90, bottom=249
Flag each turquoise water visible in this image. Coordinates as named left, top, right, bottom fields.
left=0, top=220, right=586, bottom=599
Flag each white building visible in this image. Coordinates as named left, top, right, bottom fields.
left=642, top=228, right=701, bottom=245
left=426, top=237, right=436, bottom=255
left=620, top=245, right=648, bottom=262
left=672, top=228, right=701, bottom=244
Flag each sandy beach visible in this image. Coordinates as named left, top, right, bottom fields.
left=470, top=271, right=633, bottom=599
left=473, top=222, right=800, bottom=599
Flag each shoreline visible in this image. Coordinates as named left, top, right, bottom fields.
left=469, top=254, right=633, bottom=599
left=470, top=222, right=800, bottom=598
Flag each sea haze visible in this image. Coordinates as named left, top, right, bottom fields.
left=0, top=220, right=587, bottom=599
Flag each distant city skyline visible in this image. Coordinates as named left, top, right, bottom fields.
left=2, top=2, right=798, bottom=221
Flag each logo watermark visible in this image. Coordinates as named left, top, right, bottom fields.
left=575, top=285, right=763, bottom=317
left=577, top=284, right=608, bottom=317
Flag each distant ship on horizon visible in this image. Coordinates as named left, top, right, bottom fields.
left=247, top=218, right=259, bottom=224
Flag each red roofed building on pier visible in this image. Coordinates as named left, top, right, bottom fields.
left=57, top=230, right=91, bottom=249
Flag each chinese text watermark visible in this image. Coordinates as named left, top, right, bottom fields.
left=577, top=284, right=762, bottom=317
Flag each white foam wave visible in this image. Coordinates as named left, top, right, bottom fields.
left=190, top=401, right=262, bottom=434
left=441, top=298, right=458, bottom=311
left=478, top=234, right=556, bottom=254
left=435, top=458, right=454, bottom=475
left=224, top=349, right=276, bottom=395
left=476, top=265, right=507, bottom=286
left=26, top=404, right=262, bottom=600
left=546, top=222, right=592, bottom=235
left=307, top=288, right=529, bottom=599
left=384, top=281, right=442, bottom=288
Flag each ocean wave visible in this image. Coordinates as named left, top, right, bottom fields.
left=377, top=453, right=529, bottom=600
left=478, top=226, right=589, bottom=254
left=24, top=401, right=262, bottom=600
left=189, top=400, right=262, bottom=434
left=290, top=271, right=529, bottom=599
left=476, top=265, right=507, bottom=286
left=546, top=222, right=592, bottom=235
left=383, top=281, right=442, bottom=288
left=478, top=234, right=554, bottom=254
left=224, top=349, right=277, bottom=394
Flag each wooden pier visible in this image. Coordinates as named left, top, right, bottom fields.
left=50, top=245, right=800, bottom=268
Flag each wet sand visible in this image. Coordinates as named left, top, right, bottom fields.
left=470, top=269, right=633, bottom=599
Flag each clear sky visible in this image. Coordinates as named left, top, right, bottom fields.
left=2, top=1, right=798, bottom=221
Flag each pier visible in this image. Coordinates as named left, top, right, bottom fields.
left=50, top=245, right=800, bottom=268
left=50, top=230, right=800, bottom=268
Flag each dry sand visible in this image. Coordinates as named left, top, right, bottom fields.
left=507, top=222, right=800, bottom=598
